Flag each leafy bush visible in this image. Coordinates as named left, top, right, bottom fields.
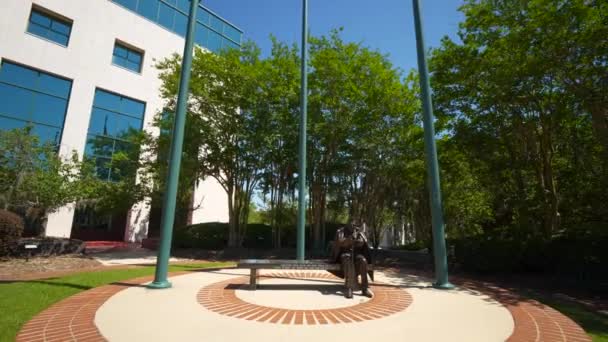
left=243, top=224, right=273, bottom=249
left=173, top=222, right=279, bottom=249
left=0, top=209, right=24, bottom=257
left=452, top=234, right=525, bottom=273
left=543, top=229, right=608, bottom=282
left=451, top=226, right=608, bottom=284
left=392, top=240, right=427, bottom=251
left=173, top=222, right=227, bottom=249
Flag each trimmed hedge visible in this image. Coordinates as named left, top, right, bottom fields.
left=173, top=222, right=346, bottom=250
left=242, top=224, right=273, bottom=249
left=451, top=231, right=608, bottom=284
left=0, top=209, right=24, bottom=257
left=391, top=240, right=427, bottom=251
left=173, top=222, right=275, bottom=249
left=174, top=222, right=227, bottom=249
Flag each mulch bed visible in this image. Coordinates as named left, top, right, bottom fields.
left=0, top=255, right=105, bottom=281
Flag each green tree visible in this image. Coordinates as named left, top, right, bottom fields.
left=430, top=0, right=607, bottom=242
left=306, top=30, right=424, bottom=249
left=156, top=43, right=279, bottom=247
left=0, top=127, right=81, bottom=234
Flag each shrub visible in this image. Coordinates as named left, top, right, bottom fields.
left=392, top=240, right=427, bottom=251
left=451, top=225, right=608, bottom=285
left=173, top=222, right=228, bottom=249
left=243, top=224, right=273, bottom=249
left=174, top=222, right=278, bottom=249
left=452, top=234, right=525, bottom=273
left=0, top=209, right=24, bottom=257
left=544, top=229, right=608, bottom=282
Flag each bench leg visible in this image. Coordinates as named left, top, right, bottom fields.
left=249, top=269, right=258, bottom=290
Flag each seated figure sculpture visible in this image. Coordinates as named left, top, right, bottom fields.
left=329, top=222, right=374, bottom=299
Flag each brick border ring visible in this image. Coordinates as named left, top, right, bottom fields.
left=15, top=268, right=591, bottom=341
left=197, top=271, right=413, bottom=325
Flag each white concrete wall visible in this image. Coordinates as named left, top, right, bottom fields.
left=0, top=0, right=229, bottom=241
left=191, top=178, right=229, bottom=224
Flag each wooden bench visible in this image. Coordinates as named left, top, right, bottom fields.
left=237, top=259, right=373, bottom=290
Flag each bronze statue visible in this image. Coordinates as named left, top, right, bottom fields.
left=329, top=223, right=374, bottom=299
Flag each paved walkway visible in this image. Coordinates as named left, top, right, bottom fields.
left=16, top=268, right=591, bottom=342
left=89, top=248, right=191, bottom=266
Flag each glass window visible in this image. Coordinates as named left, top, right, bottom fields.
left=114, top=0, right=137, bottom=11
left=85, top=89, right=145, bottom=181
left=208, top=31, right=223, bottom=53
left=137, top=0, right=160, bottom=21
left=195, top=23, right=209, bottom=48
left=108, top=1, right=241, bottom=52
left=0, top=83, right=33, bottom=120
left=38, top=73, right=71, bottom=98
left=112, top=42, right=144, bottom=73
left=30, top=11, right=51, bottom=27
left=210, top=15, right=224, bottom=33
left=0, top=61, right=72, bottom=145
left=177, top=0, right=190, bottom=12
left=0, top=62, right=38, bottom=89
left=93, top=89, right=122, bottom=111
left=224, top=25, right=242, bottom=44
left=27, top=8, right=72, bottom=46
left=114, top=115, right=142, bottom=138
left=51, top=20, right=71, bottom=35
left=32, top=125, right=62, bottom=145
left=158, top=2, right=175, bottom=30
left=121, top=98, right=146, bottom=119
left=0, top=116, right=26, bottom=131
left=31, top=93, right=68, bottom=127
left=174, top=12, right=188, bottom=36
left=197, top=8, right=210, bottom=25
left=222, top=38, right=240, bottom=52
left=88, top=108, right=113, bottom=136
left=86, top=134, right=114, bottom=157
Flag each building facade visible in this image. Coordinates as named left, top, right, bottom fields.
left=0, top=0, right=237, bottom=242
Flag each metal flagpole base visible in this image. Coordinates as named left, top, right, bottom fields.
left=147, top=280, right=172, bottom=289
left=432, top=282, right=455, bottom=290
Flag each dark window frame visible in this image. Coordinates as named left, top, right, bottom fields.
left=85, top=88, right=146, bottom=182
left=0, top=59, right=73, bottom=146
left=112, top=40, right=145, bottom=74
left=108, top=0, right=243, bottom=54
left=26, top=5, right=73, bottom=47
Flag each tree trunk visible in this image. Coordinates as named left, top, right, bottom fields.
left=535, top=112, right=559, bottom=238
left=589, top=103, right=608, bottom=168
left=227, top=186, right=240, bottom=248
left=311, top=178, right=324, bottom=250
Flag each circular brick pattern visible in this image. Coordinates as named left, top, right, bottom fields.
left=197, top=271, right=412, bottom=325
left=15, top=268, right=592, bottom=341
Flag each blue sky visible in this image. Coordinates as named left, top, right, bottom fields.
left=203, top=0, right=465, bottom=74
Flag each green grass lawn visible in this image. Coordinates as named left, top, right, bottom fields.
left=0, top=262, right=233, bottom=341
left=1, top=263, right=606, bottom=341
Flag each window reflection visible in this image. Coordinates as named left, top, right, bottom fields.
left=137, top=0, right=159, bottom=21
left=32, top=93, right=67, bottom=127
left=0, top=61, right=72, bottom=146
left=109, top=0, right=242, bottom=54
left=85, top=89, right=145, bottom=181
left=27, top=7, right=72, bottom=47
left=112, top=42, right=144, bottom=73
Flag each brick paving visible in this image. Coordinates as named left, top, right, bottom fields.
left=197, top=271, right=413, bottom=325
left=15, top=269, right=592, bottom=342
